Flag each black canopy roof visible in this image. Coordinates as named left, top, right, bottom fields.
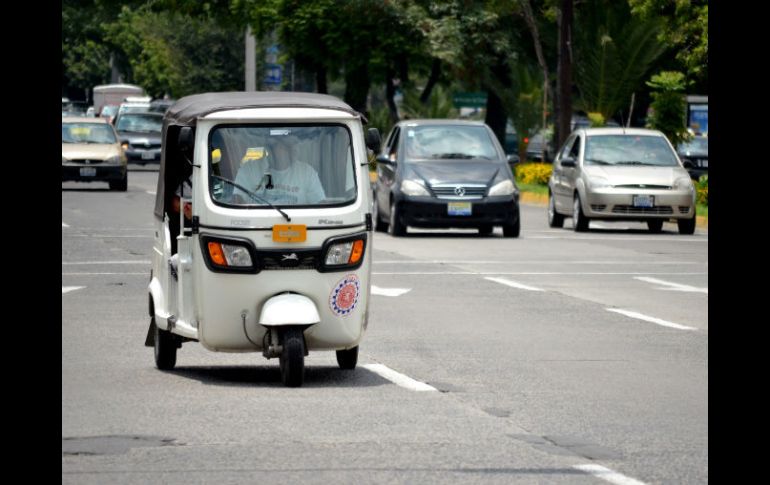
left=154, top=91, right=361, bottom=219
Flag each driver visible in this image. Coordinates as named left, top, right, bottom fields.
left=233, top=135, right=325, bottom=205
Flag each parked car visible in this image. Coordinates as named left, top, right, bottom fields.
left=99, top=104, right=119, bottom=124
left=676, top=135, right=708, bottom=180
left=373, top=119, right=521, bottom=237
left=62, top=117, right=127, bottom=191
left=114, top=112, right=163, bottom=164
left=547, top=127, right=696, bottom=234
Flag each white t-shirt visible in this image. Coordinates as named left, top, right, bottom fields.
left=233, top=159, right=325, bottom=205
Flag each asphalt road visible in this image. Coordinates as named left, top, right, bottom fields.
left=62, top=168, right=707, bottom=484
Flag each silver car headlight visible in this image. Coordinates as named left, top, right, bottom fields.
left=587, top=175, right=611, bottom=189
left=674, top=176, right=694, bottom=191
left=105, top=155, right=122, bottom=165
left=488, top=179, right=516, bottom=196
left=400, top=179, right=430, bottom=196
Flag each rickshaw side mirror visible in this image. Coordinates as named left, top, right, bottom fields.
left=178, top=127, right=194, bottom=155
left=365, top=128, right=381, bottom=152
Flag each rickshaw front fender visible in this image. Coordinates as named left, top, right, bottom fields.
left=259, top=293, right=321, bottom=327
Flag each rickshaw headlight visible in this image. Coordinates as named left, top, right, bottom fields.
left=206, top=242, right=253, bottom=268
left=321, top=233, right=367, bottom=271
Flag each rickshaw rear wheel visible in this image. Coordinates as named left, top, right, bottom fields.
left=153, top=318, right=177, bottom=370
left=336, top=346, right=359, bottom=370
left=279, top=328, right=305, bottom=387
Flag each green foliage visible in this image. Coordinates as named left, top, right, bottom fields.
left=587, top=112, right=606, bottom=127
left=514, top=162, right=553, bottom=186
left=489, top=63, right=543, bottom=163
left=367, top=105, right=395, bottom=145
left=399, top=84, right=458, bottom=119
left=645, top=71, right=691, bottom=146
left=696, top=174, right=708, bottom=206
left=573, top=0, right=666, bottom=120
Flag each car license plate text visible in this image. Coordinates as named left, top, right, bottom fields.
left=632, top=195, right=654, bottom=208
left=272, top=224, right=307, bottom=242
left=448, top=202, right=472, bottom=216
left=80, top=167, right=96, bottom=177
left=141, top=152, right=155, bottom=160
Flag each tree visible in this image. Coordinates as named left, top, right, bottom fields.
left=645, top=70, right=690, bottom=146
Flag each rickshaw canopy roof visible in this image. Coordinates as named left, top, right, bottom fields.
left=155, top=92, right=361, bottom=219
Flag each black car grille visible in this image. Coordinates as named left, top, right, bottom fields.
left=69, top=159, right=104, bottom=165
left=257, top=249, right=320, bottom=271
left=612, top=205, right=673, bottom=215
left=129, top=142, right=161, bottom=149
left=590, top=204, right=607, bottom=212
left=430, top=184, right=487, bottom=199
left=678, top=206, right=691, bottom=214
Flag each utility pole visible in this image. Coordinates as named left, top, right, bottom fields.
left=245, top=26, right=256, bottom=92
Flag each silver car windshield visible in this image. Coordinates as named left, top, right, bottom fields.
left=62, top=123, right=117, bottom=144
left=404, top=125, right=497, bottom=160
left=584, top=135, right=679, bottom=167
left=208, top=125, right=356, bottom=208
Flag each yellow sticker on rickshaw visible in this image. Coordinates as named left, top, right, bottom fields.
left=241, top=147, right=265, bottom=163
left=272, top=224, right=307, bottom=242
left=71, top=127, right=91, bottom=136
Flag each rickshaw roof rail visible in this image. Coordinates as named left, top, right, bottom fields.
left=164, top=92, right=366, bottom=126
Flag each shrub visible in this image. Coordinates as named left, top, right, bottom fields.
left=514, top=162, right=553, bottom=185
left=696, top=174, right=708, bottom=206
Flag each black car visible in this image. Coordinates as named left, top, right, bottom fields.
left=114, top=112, right=163, bottom=164
left=677, top=135, right=708, bottom=180
left=373, top=119, right=520, bottom=237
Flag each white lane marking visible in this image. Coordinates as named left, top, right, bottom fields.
left=606, top=308, right=696, bottom=331
left=485, top=277, right=544, bottom=292
left=528, top=236, right=706, bottom=242
left=62, top=286, right=85, bottom=294
left=373, top=271, right=707, bottom=276
left=62, top=222, right=69, bottom=228
left=634, top=276, right=708, bottom=293
left=146, top=191, right=156, bottom=195
left=362, top=364, right=437, bottom=392
left=62, top=260, right=151, bottom=265
left=371, top=285, right=411, bottom=297
left=62, top=272, right=147, bottom=276
left=375, top=260, right=705, bottom=265
left=65, top=235, right=153, bottom=238
left=574, top=464, right=647, bottom=485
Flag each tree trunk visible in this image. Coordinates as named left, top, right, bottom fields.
left=344, top=62, right=370, bottom=114
left=484, top=87, right=507, bottom=148
left=555, top=0, right=573, bottom=155
left=316, top=65, right=327, bottom=94
left=385, top=66, right=400, bottom=123
left=520, top=0, right=550, bottom=132
left=420, top=59, right=442, bottom=104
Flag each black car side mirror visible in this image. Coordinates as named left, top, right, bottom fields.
left=376, top=154, right=395, bottom=165
left=560, top=157, right=576, bottom=167
left=365, top=128, right=381, bottom=152
left=507, top=154, right=520, bottom=165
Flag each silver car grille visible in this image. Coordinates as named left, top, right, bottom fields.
left=430, top=184, right=487, bottom=200
left=612, top=205, right=673, bottom=215
left=613, top=184, right=672, bottom=190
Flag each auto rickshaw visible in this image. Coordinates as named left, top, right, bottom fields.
left=145, top=92, right=381, bottom=387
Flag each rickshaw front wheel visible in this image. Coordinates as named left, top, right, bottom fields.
left=153, top=318, right=177, bottom=370
left=279, top=327, right=305, bottom=387
left=336, top=346, right=359, bottom=370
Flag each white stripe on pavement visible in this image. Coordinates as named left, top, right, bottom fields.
left=62, top=272, right=147, bottom=276
left=371, top=285, right=411, bottom=297
left=62, top=260, right=151, bottom=265
left=485, top=277, right=544, bottom=292
left=375, top=260, right=705, bottom=265
left=62, top=286, right=85, bottom=294
left=362, top=364, right=437, bottom=392
left=634, top=276, right=708, bottom=293
left=373, top=271, right=707, bottom=276
left=528, top=236, right=706, bottom=242
left=146, top=191, right=156, bottom=195
left=62, top=222, right=69, bottom=228
left=573, top=464, right=647, bottom=485
left=606, top=308, right=697, bottom=331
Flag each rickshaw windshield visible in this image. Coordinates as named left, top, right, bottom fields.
left=208, top=124, right=356, bottom=208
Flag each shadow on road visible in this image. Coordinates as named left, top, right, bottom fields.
left=166, top=364, right=391, bottom=389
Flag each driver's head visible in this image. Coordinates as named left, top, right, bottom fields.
left=270, top=137, right=293, bottom=165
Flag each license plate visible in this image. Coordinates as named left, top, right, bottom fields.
left=141, top=151, right=155, bottom=160
left=80, top=167, right=96, bottom=177
left=272, top=224, right=307, bottom=242
left=448, top=202, right=472, bottom=216
left=632, top=195, right=654, bottom=208
left=700, top=159, right=708, bottom=168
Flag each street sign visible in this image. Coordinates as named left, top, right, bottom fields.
left=453, top=92, right=487, bottom=108
left=264, top=63, right=282, bottom=85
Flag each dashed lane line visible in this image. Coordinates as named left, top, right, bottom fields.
left=606, top=308, right=697, bottom=331
left=371, top=285, right=411, bottom=297
left=62, top=286, right=85, bottom=294
left=634, top=276, right=707, bottom=293
left=361, top=364, right=437, bottom=392
left=573, top=464, right=647, bottom=485
left=484, top=277, right=544, bottom=292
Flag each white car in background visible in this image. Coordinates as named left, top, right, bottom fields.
left=547, top=127, right=696, bottom=234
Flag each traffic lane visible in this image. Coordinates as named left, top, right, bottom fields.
left=62, top=278, right=597, bottom=485
left=366, top=272, right=707, bottom=485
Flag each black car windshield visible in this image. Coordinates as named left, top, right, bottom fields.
left=208, top=125, right=356, bottom=208
left=584, top=135, right=679, bottom=167
left=62, top=123, right=117, bottom=144
left=404, top=125, right=497, bottom=160
left=677, top=137, right=708, bottom=154
left=116, top=113, right=163, bottom=133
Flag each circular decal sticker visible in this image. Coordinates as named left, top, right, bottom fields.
left=330, top=274, right=360, bottom=317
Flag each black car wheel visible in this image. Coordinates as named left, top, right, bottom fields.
left=647, top=220, right=663, bottom=233
left=279, top=327, right=305, bottom=387
left=372, top=193, right=388, bottom=232
left=388, top=200, right=406, bottom=237
left=153, top=318, right=177, bottom=371
left=573, top=194, right=589, bottom=232
left=678, top=213, right=696, bottom=235
left=478, top=225, right=493, bottom=236
left=548, top=192, right=564, bottom=228
left=336, top=346, right=359, bottom=370
left=110, top=175, right=128, bottom=192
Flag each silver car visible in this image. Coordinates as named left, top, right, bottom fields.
left=547, top=128, right=696, bottom=234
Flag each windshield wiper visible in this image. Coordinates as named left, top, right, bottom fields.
left=584, top=158, right=610, bottom=165
left=615, top=160, right=655, bottom=166
left=211, top=175, right=290, bottom=222
left=431, top=153, right=474, bottom=159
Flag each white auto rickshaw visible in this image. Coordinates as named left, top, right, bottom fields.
left=145, top=92, right=381, bottom=387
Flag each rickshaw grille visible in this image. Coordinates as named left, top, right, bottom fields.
left=258, top=250, right=320, bottom=271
